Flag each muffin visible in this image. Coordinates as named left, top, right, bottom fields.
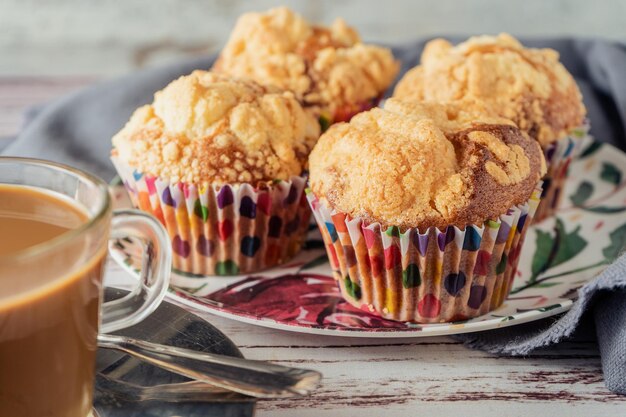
left=213, top=7, right=399, bottom=130
left=393, top=33, right=588, bottom=221
left=111, top=70, right=320, bottom=276
left=307, top=99, right=545, bottom=323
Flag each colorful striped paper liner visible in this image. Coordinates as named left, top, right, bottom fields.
left=112, top=156, right=311, bottom=276
left=307, top=185, right=542, bottom=323
left=534, top=123, right=591, bottom=222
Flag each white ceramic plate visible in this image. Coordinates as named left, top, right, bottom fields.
left=110, top=141, right=626, bottom=337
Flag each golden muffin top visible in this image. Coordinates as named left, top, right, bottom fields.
left=309, top=99, right=546, bottom=230
left=112, top=70, right=320, bottom=184
left=213, top=7, right=399, bottom=123
left=393, top=33, right=586, bottom=147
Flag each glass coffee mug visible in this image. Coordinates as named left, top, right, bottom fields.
left=0, top=157, right=172, bottom=417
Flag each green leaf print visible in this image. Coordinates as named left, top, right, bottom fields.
left=551, top=219, right=588, bottom=268
left=531, top=230, right=555, bottom=281
left=538, top=304, right=562, bottom=312
left=513, top=220, right=614, bottom=294
left=600, top=162, right=622, bottom=186
left=185, top=283, right=208, bottom=295
left=603, top=223, right=626, bottom=262
left=579, top=141, right=602, bottom=158
left=570, top=181, right=594, bottom=206
left=533, top=282, right=562, bottom=288
left=530, top=219, right=587, bottom=281
left=344, top=276, right=362, bottom=300
left=570, top=176, right=626, bottom=213
left=584, top=206, right=626, bottom=214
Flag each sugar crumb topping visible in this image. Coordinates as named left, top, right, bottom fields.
left=393, top=33, right=586, bottom=146
left=112, top=71, right=320, bottom=184
left=213, top=7, right=399, bottom=120
left=309, top=99, right=545, bottom=229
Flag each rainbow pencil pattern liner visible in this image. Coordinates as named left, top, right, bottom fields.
left=534, top=123, right=590, bottom=222
left=112, top=156, right=311, bottom=276
left=307, top=185, right=543, bottom=323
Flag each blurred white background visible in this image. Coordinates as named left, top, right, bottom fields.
left=1, top=0, right=625, bottom=76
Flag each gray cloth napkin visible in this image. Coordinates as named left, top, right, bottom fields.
left=3, top=37, right=626, bottom=394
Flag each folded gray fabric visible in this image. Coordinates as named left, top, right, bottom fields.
left=2, top=56, right=214, bottom=179
left=4, top=38, right=626, bottom=180
left=3, top=37, right=626, bottom=394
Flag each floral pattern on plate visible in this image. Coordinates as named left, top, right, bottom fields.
left=110, top=141, right=626, bottom=337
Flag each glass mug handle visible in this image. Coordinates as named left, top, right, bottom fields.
left=100, top=209, right=172, bottom=333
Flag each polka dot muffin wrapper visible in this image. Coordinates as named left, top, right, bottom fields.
left=534, top=123, right=591, bottom=223
left=307, top=185, right=542, bottom=323
left=112, top=157, right=311, bottom=276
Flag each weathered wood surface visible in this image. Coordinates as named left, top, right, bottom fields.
left=0, top=76, right=94, bottom=141
left=3, top=76, right=626, bottom=416
left=200, top=309, right=626, bottom=417
left=3, top=0, right=626, bottom=76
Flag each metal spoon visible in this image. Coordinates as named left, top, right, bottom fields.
left=95, top=373, right=252, bottom=403
left=97, top=333, right=321, bottom=399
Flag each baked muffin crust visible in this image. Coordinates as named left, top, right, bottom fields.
left=213, top=7, right=399, bottom=121
left=112, top=70, right=320, bottom=184
left=393, top=34, right=586, bottom=147
left=309, top=99, right=546, bottom=230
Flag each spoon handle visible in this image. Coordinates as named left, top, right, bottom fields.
left=96, top=373, right=252, bottom=403
left=97, top=333, right=321, bottom=398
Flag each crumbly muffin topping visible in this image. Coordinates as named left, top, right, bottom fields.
left=393, top=33, right=586, bottom=147
left=384, top=97, right=516, bottom=132
left=309, top=99, right=546, bottom=229
left=213, top=7, right=399, bottom=121
left=112, top=71, right=320, bottom=184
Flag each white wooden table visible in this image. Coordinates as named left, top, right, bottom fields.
left=2, top=77, right=625, bottom=416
